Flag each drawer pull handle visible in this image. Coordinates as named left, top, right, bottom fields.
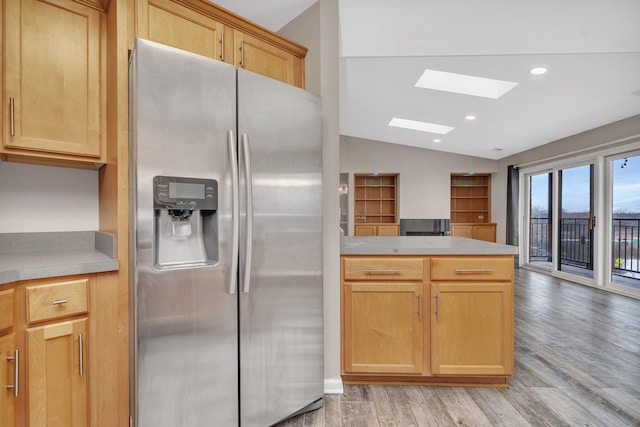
left=219, top=32, right=225, bottom=61
left=79, top=334, right=84, bottom=376
left=52, top=299, right=69, bottom=305
left=9, top=97, right=15, bottom=136
left=454, top=268, right=494, bottom=273
left=364, top=269, right=403, bottom=274
left=417, top=293, right=422, bottom=320
left=435, top=293, right=440, bottom=320
left=6, top=349, right=18, bottom=397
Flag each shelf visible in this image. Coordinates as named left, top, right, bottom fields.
left=354, top=174, right=398, bottom=226
left=451, top=173, right=491, bottom=224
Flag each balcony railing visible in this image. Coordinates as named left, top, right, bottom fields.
left=529, top=217, right=640, bottom=277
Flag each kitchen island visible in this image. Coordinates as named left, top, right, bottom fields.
left=340, top=236, right=518, bottom=386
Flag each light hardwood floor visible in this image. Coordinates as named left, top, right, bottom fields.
left=276, top=268, right=640, bottom=426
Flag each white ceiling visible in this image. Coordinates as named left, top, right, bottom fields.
left=220, top=0, right=640, bottom=160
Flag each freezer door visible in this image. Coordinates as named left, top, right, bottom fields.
left=238, top=69, right=324, bottom=427
left=130, top=39, right=239, bottom=427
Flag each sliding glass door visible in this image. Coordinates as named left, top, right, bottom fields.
left=524, top=163, right=597, bottom=285
left=523, top=145, right=640, bottom=298
left=609, top=152, right=640, bottom=293
left=558, top=164, right=595, bottom=279
left=528, top=172, right=552, bottom=268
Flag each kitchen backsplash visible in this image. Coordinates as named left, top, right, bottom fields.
left=0, top=161, right=99, bottom=233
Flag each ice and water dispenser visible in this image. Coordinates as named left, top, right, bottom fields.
left=153, top=176, right=219, bottom=267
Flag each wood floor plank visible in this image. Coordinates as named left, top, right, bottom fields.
left=501, top=379, right=571, bottom=427
left=368, top=385, right=397, bottom=427
left=433, top=387, right=493, bottom=427
left=529, top=387, right=611, bottom=427
left=404, top=386, right=455, bottom=427
left=467, top=387, right=531, bottom=427
left=382, top=386, right=418, bottom=427
left=558, top=386, right=640, bottom=427
left=341, top=401, right=380, bottom=427
left=342, top=384, right=371, bottom=402
left=598, top=387, right=640, bottom=420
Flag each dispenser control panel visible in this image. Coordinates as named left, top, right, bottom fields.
left=153, top=176, right=218, bottom=211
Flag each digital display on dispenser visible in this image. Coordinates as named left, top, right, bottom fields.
left=153, top=176, right=218, bottom=211
left=169, top=182, right=205, bottom=199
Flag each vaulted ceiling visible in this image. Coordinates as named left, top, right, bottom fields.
left=217, top=0, right=640, bottom=160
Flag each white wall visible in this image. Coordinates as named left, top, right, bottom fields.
left=0, top=161, right=99, bottom=233
left=280, top=0, right=342, bottom=391
left=279, top=2, right=320, bottom=97
left=341, top=135, right=498, bottom=234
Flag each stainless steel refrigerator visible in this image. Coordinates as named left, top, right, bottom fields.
left=129, top=39, right=323, bottom=427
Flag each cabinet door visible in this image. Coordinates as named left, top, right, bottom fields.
left=27, top=319, right=88, bottom=427
left=235, top=31, right=295, bottom=85
left=4, top=0, right=103, bottom=158
left=431, top=282, right=513, bottom=376
left=377, top=225, right=399, bottom=236
left=473, top=224, right=497, bottom=242
left=354, top=225, right=376, bottom=236
left=450, top=224, right=473, bottom=239
left=139, top=0, right=227, bottom=61
left=343, top=282, right=423, bottom=374
left=1, top=334, right=16, bottom=427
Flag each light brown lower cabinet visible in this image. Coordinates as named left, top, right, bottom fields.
left=0, top=333, right=16, bottom=427
left=0, top=274, right=94, bottom=426
left=450, top=223, right=497, bottom=242
left=341, top=255, right=514, bottom=385
left=431, top=282, right=513, bottom=376
left=27, top=319, right=88, bottom=427
left=354, top=223, right=399, bottom=236
left=343, top=282, right=423, bottom=374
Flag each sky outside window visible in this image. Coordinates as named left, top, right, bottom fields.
left=613, top=155, right=640, bottom=215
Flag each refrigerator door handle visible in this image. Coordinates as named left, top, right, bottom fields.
left=241, top=133, right=253, bottom=293
left=228, top=130, right=239, bottom=294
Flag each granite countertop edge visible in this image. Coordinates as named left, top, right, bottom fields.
left=0, top=231, right=119, bottom=285
left=340, top=236, right=519, bottom=256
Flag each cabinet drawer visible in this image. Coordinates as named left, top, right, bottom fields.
left=344, top=258, right=423, bottom=281
left=26, top=279, right=89, bottom=324
left=431, top=257, right=513, bottom=281
left=0, top=288, right=14, bottom=329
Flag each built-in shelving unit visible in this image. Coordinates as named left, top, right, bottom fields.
left=354, top=174, right=398, bottom=224
left=450, top=174, right=491, bottom=223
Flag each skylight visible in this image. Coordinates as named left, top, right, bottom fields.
left=388, top=118, right=454, bottom=135
left=415, top=69, right=518, bottom=99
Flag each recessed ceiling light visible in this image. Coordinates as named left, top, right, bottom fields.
left=433, top=139, right=442, bottom=143
left=529, top=67, right=548, bottom=75
left=465, top=115, right=476, bottom=120
left=415, top=69, right=518, bottom=99
left=388, top=117, right=454, bottom=135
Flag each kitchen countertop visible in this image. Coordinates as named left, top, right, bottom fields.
left=341, top=236, right=519, bottom=255
left=0, top=231, right=119, bottom=285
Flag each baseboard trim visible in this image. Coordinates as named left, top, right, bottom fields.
left=324, top=377, right=344, bottom=395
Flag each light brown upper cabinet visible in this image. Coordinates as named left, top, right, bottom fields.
left=137, top=0, right=228, bottom=62
left=135, top=0, right=307, bottom=88
left=2, top=0, right=106, bottom=168
left=234, top=30, right=297, bottom=86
